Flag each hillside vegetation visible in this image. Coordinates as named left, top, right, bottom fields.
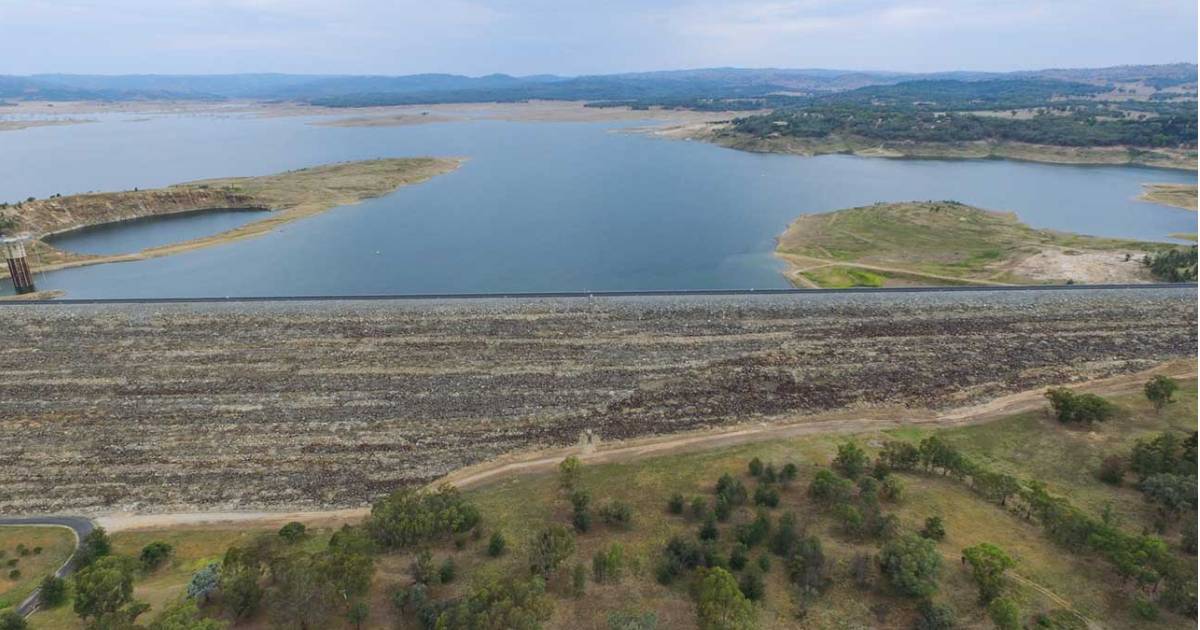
left=774, top=201, right=1186, bottom=288
left=25, top=372, right=1197, bottom=629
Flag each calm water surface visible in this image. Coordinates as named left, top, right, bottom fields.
left=0, top=112, right=1194, bottom=297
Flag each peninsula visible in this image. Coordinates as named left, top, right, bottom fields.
left=1141, top=183, right=1199, bottom=210
left=0, top=157, right=461, bottom=277
left=775, top=201, right=1191, bottom=288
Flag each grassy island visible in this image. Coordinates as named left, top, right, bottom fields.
left=1140, top=183, right=1198, bottom=210
left=775, top=201, right=1184, bottom=288
left=0, top=157, right=462, bottom=278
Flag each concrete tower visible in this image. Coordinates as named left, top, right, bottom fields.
left=2, top=234, right=36, bottom=294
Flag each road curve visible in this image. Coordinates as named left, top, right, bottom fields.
left=0, top=516, right=94, bottom=617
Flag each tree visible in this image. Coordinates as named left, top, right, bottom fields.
left=185, top=563, right=220, bottom=603
left=1044, top=388, right=1116, bottom=425
left=323, top=526, right=376, bottom=602
left=738, top=569, right=765, bottom=601
left=598, top=501, right=633, bottom=528
left=592, top=543, right=624, bottom=583
left=962, top=543, right=1015, bottom=603
left=878, top=441, right=920, bottom=472
left=347, top=601, right=370, bottom=630
left=834, top=441, right=869, bottom=479
left=1097, top=455, right=1125, bottom=485
left=559, top=456, right=583, bottom=492
left=278, top=521, right=307, bottom=544
left=73, top=555, right=141, bottom=623
left=914, top=599, right=955, bottom=630
left=147, top=598, right=227, bottom=630
left=367, top=485, right=481, bottom=550
left=668, top=494, right=685, bottom=515
left=39, top=574, right=67, bottom=607
left=435, top=575, right=553, bottom=630
left=0, top=611, right=27, bottom=630
left=748, top=457, right=764, bottom=477
left=219, top=554, right=261, bottom=619
left=808, top=469, right=854, bottom=504
left=528, top=525, right=575, bottom=577
left=140, top=541, right=174, bottom=571
left=879, top=535, right=941, bottom=598
left=787, top=535, right=829, bottom=595
left=607, top=609, right=658, bottom=630
left=987, top=597, right=1020, bottom=630
left=77, top=528, right=112, bottom=568
left=570, top=489, right=593, bottom=533
left=769, top=512, right=799, bottom=557
left=487, top=531, right=507, bottom=557
left=270, top=552, right=338, bottom=630
left=1144, top=375, right=1179, bottom=411
left=694, top=567, right=756, bottom=630
left=920, top=517, right=946, bottom=541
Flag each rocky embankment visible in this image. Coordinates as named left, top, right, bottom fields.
left=0, top=289, right=1193, bottom=514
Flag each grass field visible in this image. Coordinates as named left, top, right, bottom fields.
left=26, top=377, right=1197, bottom=629
left=0, top=526, right=75, bottom=612
left=776, top=201, right=1175, bottom=287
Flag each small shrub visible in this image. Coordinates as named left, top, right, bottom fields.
left=699, top=517, right=719, bottom=542
left=1132, top=597, right=1159, bottom=621
left=915, top=599, right=956, bottom=630
left=780, top=462, right=798, bottom=483
left=278, top=521, right=307, bottom=543
left=1097, top=455, right=1124, bottom=485
left=487, top=531, right=507, bottom=557
left=738, top=569, right=765, bottom=601
left=438, top=557, right=456, bottom=584
left=31, top=547, right=41, bottom=556
left=607, top=609, right=658, bottom=630
left=571, top=562, right=587, bottom=597
left=748, top=457, right=764, bottom=477
left=592, top=543, right=624, bottom=584
left=668, top=493, right=685, bottom=515
left=689, top=497, right=708, bottom=520
left=920, top=516, right=946, bottom=541
left=753, top=485, right=780, bottom=508
left=833, top=441, right=869, bottom=478
left=598, top=501, right=633, bottom=528
left=988, top=597, right=1021, bottom=630
left=139, top=541, right=173, bottom=571
left=729, top=544, right=749, bottom=571
left=7, top=569, right=19, bottom=580
left=559, top=456, right=583, bottom=492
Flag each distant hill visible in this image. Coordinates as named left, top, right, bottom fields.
left=0, top=64, right=1193, bottom=107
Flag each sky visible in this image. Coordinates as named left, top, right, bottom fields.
left=0, top=0, right=1195, bottom=76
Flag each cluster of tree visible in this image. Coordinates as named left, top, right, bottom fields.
left=877, top=423, right=1197, bottom=619
left=558, top=456, right=634, bottom=533
left=366, top=484, right=481, bottom=550
left=732, top=104, right=1197, bottom=149
left=1044, top=388, right=1118, bottom=425
left=1101, top=429, right=1198, bottom=535
left=1142, top=247, right=1198, bottom=282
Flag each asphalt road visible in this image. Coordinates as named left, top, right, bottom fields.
left=0, top=516, right=94, bottom=617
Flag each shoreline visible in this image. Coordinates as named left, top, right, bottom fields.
left=0, top=158, right=463, bottom=284
left=646, top=122, right=1199, bottom=172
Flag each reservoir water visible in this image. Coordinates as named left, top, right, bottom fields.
left=0, top=112, right=1194, bottom=298
left=44, top=208, right=269, bottom=255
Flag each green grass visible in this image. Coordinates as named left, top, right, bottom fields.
left=0, top=526, right=75, bottom=611
left=777, top=201, right=1174, bottom=286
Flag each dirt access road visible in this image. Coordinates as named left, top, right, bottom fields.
left=96, top=358, right=1194, bottom=533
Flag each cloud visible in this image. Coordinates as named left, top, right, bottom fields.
left=0, top=0, right=1193, bottom=74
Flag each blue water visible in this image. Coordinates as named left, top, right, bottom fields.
left=44, top=208, right=268, bottom=255
left=0, top=112, right=1194, bottom=297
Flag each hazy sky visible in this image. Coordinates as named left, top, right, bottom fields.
left=1, top=0, right=1195, bottom=75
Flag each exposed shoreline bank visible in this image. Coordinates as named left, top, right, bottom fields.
left=0, top=158, right=462, bottom=285
left=646, top=122, right=1199, bottom=171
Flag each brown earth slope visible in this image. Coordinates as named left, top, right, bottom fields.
left=0, top=289, right=1193, bottom=515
